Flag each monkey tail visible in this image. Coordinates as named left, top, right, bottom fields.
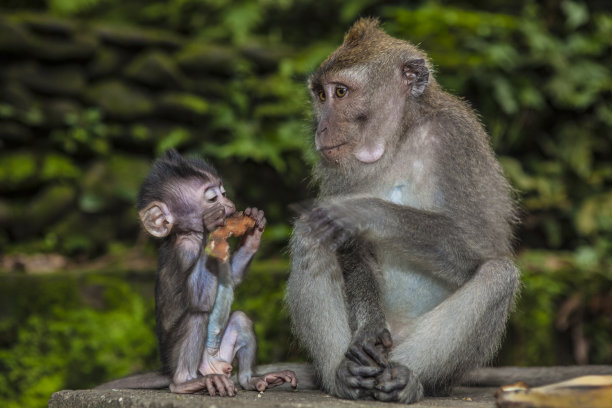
left=94, top=370, right=170, bottom=390
left=95, top=363, right=319, bottom=391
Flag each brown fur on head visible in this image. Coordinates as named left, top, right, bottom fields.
left=311, top=18, right=431, bottom=86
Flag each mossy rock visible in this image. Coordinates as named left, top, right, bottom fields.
left=0, top=151, right=37, bottom=191
left=16, top=13, right=77, bottom=36
left=240, top=42, right=291, bottom=73
left=18, top=184, right=78, bottom=236
left=28, top=32, right=98, bottom=62
left=186, top=78, right=228, bottom=98
left=40, top=152, right=81, bottom=182
left=0, top=82, right=34, bottom=110
left=124, top=51, right=186, bottom=89
left=0, top=121, right=34, bottom=144
left=11, top=63, right=86, bottom=97
left=88, top=47, right=124, bottom=78
left=0, top=16, right=34, bottom=55
left=44, top=99, right=83, bottom=127
left=80, top=155, right=150, bottom=213
left=121, top=120, right=182, bottom=146
left=156, top=92, right=210, bottom=123
left=94, top=24, right=183, bottom=50
left=0, top=199, right=10, bottom=227
left=85, top=80, right=154, bottom=120
left=45, top=212, right=127, bottom=255
left=175, top=43, right=240, bottom=76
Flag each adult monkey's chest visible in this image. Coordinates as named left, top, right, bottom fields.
left=373, top=174, right=451, bottom=321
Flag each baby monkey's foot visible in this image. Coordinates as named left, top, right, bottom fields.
left=248, top=370, right=298, bottom=392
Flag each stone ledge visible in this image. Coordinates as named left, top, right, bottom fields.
left=48, top=365, right=612, bottom=408
left=49, top=387, right=497, bottom=408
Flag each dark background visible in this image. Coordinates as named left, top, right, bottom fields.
left=0, top=1, right=611, bottom=407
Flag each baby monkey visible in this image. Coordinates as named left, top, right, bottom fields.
left=137, top=149, right=297, bottom=396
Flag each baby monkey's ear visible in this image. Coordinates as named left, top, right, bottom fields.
left=139, top=201, right=175, bottom=237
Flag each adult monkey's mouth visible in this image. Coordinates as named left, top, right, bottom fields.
left=317, top=141, right=348, bottom=152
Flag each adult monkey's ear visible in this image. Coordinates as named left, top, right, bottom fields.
left=139, top=201, right=174, bottom=237
left=402, top=59, right=429, bottom=97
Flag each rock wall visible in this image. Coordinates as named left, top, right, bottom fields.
left=0, top=13, right=301, bottom=262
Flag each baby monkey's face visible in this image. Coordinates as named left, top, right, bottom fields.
left=200, top=179, right=236, bottom=233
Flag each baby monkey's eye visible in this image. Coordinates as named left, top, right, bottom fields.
left=318, top=91, right=326, bottom=102
left=204, top=189, right=218, bottom=202
left=220, top=186, right=227, bottom=197
left=335, top=86, right=347, bottom=98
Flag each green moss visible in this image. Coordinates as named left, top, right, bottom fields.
left=28, top=32, right=98, bottom=62
left=94, top=24, right=182, bottom=49
left=20, top=65, right=86, bottom=97
left=240, top=42, right=291, bottom=73
left=44, top=99, right=82, bottom=127
left=0, top=82, right=33, bottom=110
left=85, top=80, right=153, bottom=119
left=0, top=151, right=37, bottom=190
left=0, top=122, right=33, bottom=143
left=124, top=51, right=186, bottom=89
left=161, top=93, right=209, bottom=114
left=80, top=154, right=150, bottom=213
left=157, top=92, right=209, bottom=122
left=25, top=185, right=77, bottom=232
left=40, top=153, right=81, bottom=181
left=175, top=43, right=239, bottom=76
left=16, top=13, right=77, bottom=36
left=0, top=16, right=33, bottom=54
left=155, top=127, right=192, bottom=155
left=106, top=155, right=151, bottom=202
left=88, top=47, right=122, bottom=78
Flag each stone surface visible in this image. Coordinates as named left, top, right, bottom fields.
left=49, top=365, right=612, bottom=408
left=94, top=25, right=183, bottom=50
left=0, top=17, right=33, bottom=54
left=49, top=387, right=497, bottom=408
left=13, top=63, right=86, bottom=97
left=157, top=92, right=210, bottom=123
left=18, top=13, right=77, bottom=36
left=85, top=80, right=153, bottom=120
left=29, top=32, right=98, bottom=62
left=175, top=43, right=239, bottom=76
left=88, top=47, right=124, bottom=78
left=124, top=51, right=186, bottom=89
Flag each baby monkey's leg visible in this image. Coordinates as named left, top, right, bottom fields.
left=227, top=311, right=298, bottom=391
left=199, top=314, right=239, bottom=377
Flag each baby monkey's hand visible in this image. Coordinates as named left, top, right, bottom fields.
left=240, top=207, right=266, bottom=254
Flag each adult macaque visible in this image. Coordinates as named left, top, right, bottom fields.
left=98, top=149, right=296, bottom=395
left=288, top=19, right=520, bottom=404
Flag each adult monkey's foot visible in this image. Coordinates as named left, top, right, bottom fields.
left=373, top=363, right=424, bottom=403
left=346, top=327, right=393, bottom=369
left=335, top=357, right=383, bottom=400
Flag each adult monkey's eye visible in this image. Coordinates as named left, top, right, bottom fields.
left=335, top=87, right=347, bottom=98
left=318, top=91, right=326, bottom=101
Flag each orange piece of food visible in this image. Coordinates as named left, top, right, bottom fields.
left=205, top=212, right=255, bottom=261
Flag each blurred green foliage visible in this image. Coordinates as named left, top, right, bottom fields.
left=0, top=274, right=158, bottom=408
left=0, top=1, right=611, bottom=407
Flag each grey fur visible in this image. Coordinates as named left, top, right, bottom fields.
left=287, top=18, right=520, bottom=403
